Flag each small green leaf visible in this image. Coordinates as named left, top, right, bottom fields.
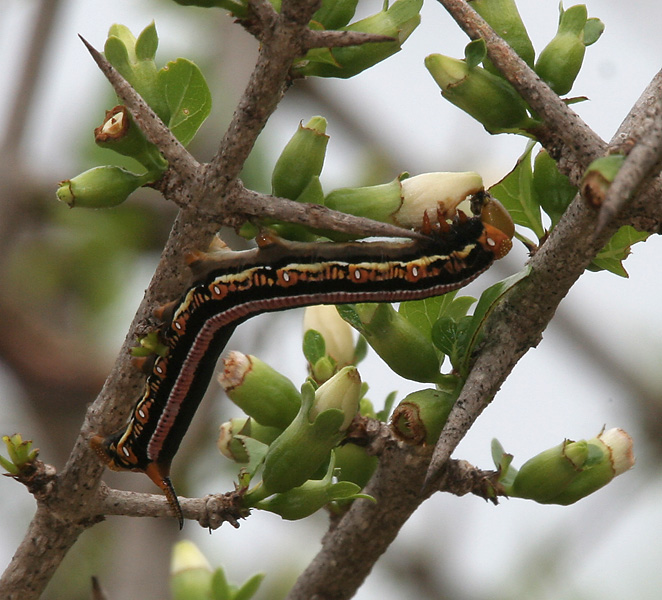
left=590, top=226, right=650, bottom=277
left=303, top=329, right=327, bottom=365
left=233, top=573, right=265, bottom=600
left=584, top=17, right=605, bottom=46
left=135, top=21, right=158, bottom=61
left=210, top=567, right=231, bottom=600
left=160, top=58, right=212, bottom=146
left=336, top=304, right=364, bottom=331
left=376, top=390, right=398, bottom=422
left=464, top=39, right=487, bottom=69
left=490, top=145, right=544, bottom=238
left=104, top=36, right=132, bottom=79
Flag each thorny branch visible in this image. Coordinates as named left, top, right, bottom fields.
left=3, top=1, right=662, bottom=600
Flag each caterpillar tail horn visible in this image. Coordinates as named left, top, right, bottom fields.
left=145, top=462, right=183, bottom=529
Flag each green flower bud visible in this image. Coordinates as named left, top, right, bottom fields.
left=294, top=0, right=422, bottom=79
left=56, top=166, right=150, bottom=208
left=312, top=0, right=359, bottom=29
left=254, top=452, right=369, bottom=519
left=94, top=105, right=168, bottom=174
left=390, top=389, right=455, bottom=445
left=303, top=305, right=355, bottom=368
left=261, top=373, right=360, bottom=494
left=219, top=352, right=302, bottom=430
left=325, top=177, right=404, bottom=225
left=425, top=53, right=534, bottom=134
left=349, top=303, right=441, bottom=383
left=580, top=154, right=626, bottom=209
left=511, top=439, right=588, bottom=502
left=549, top=428, right=635, bottom=505
left=510, top=428, right=635, bottom=505
left=534, top=5, right=588, bottom=96
left=170, top=541, right=213, bottom=600
left=468, top=0, right=535, bottom=72
left=309, top=366, right=362, bottom=430
left=271, top=117, right=328, bottom=201
left=334, top=443, right=378, bottom=489
left=533, top=149, right=578, bottom=225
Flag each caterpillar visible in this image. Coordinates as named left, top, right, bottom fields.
left=91, top=210, right=512, bottom=527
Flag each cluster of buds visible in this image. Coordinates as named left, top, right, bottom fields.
left=57, top=23, right=210, bottom=210
left=498, top=429, right=635, bottom=505
left=0, top=434, right=39, bottom=476
left=170, top=541, right=263, bottom=600
left=425, top=3, right=603, bottom=134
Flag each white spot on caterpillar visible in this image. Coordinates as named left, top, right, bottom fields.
left=122, top=447, right=130, bottom=457
left=282, top=271, right=291, bottom=282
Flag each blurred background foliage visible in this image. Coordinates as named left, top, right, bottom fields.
left=2, top=1, right=662, bottom=599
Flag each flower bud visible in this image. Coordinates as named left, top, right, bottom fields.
left=219, top=352, right=302, bottom=430
left=425, top=53, right=534, bottom=134
left=510, top=428, right=635, bottom=505
left=56, top=166, right=150, bottom=208
left=271, top=117, right=329, bottom=201
left=308, top=366, right=362, bottom=431
left=170, top=541, right=213, bottom=600
left=294, top=0, right=422, bottom=79
left=468, top=0, right=535, bottom=72
left=398, top=172, right=484, bottom=227
left=349, top=303, right=441, bottom=383
left=261, top=374, right=360, bottom=494
left=95, top=105, right=168, bottom=175
left=534, top=4, right=588, bottom=96
left=325, top=172, right=485, bottom=229
left=580, top=154, right=626, bottom=209
left=254, top=452, right=369, bottom=520
left=390, top=389, right=455, bottom=445
left=303, top=305, right=355, bottom=368
left=334, top=443, right=378, bottom=488
left=533, top=149, right=578, bottom=224
left=511, top=439, right=588, bottom=503
left=549, top=428, right=635, bottom=505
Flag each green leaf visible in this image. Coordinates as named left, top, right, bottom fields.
left=376, top=390, right=398, bottom=422
left=336, top=304, right=364, bottom=331
left=302, top=329, right=327, bottom=365
left=210, top=567, right=231, bottom=600
left=533, top=149, right=578, bottom=228
left=457, top=267, right=531, bottom=376
left=104, top=36, right=132, bottom=79
left=233, top=573, right=265, bottom=600
left=491, top=438, right=518, bottom=488
left=135, top=21, right=158, bottom=60
left=590, top=226, right=650, bottom=277
left=160, top=58, right=212, bottom=146
left=584, top=17, right=605, bottom=46
left=490, top=145, right=545, bottom=238
left=465, top=38, right=487, bottom=69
